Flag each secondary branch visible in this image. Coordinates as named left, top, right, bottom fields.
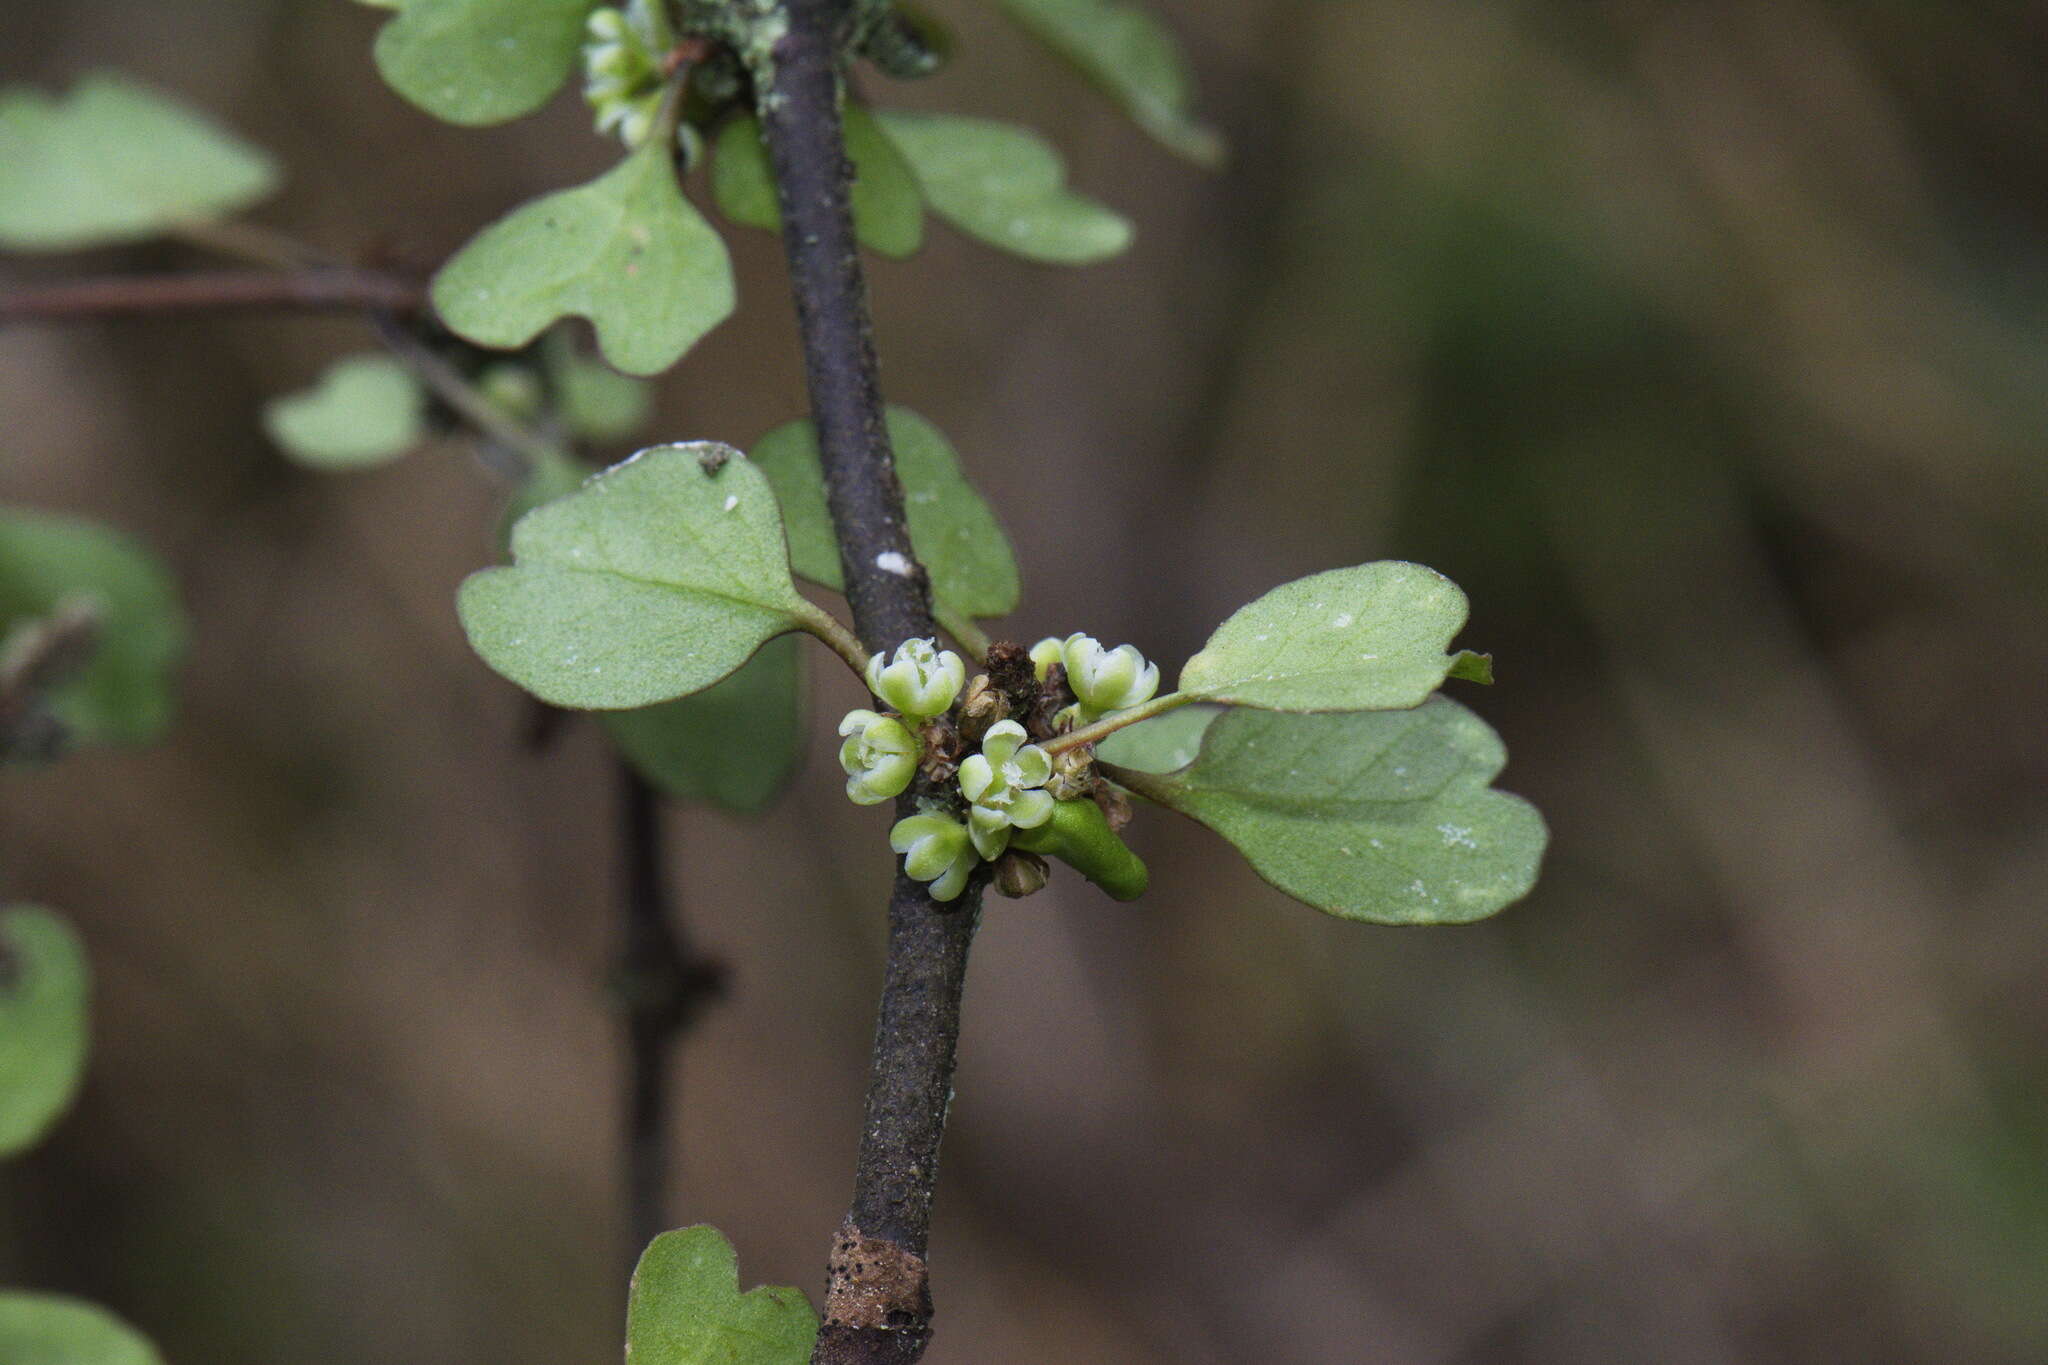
left=756, top=3, right=981, bottom=1361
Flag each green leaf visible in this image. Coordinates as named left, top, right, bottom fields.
left=873, top=113, right=1132, bottom=265
left=0, top=907, right=89, bottom=1159
left=1178, top=561, right=1471, bottom=712
left=262, top=354, right=428, bottom=471
left=600, top=634, right=804, bottom=813
left=1094, top=703, right=1218, bottom=773
left=753, top=406, right=1019, bottom=619
left=995, top=0, right=1223, bottom=165
left=0, top=510, right=186, bottom=750
left=0, top=1293, right=161, bottom=1365
left=710, top=108, right=925, bottom=259
left=432, top=139, right=736, bottom=377
left=1108, top=698, right=1545, bottom=924
left=459, top=444, right=816, bottom=710
left=0, top=74, right=278, bottom=251
left=1447, top=650, right=1494, bottom=685
left=544, top=334, right=652, bottom=443
left=372, top=0, right=593, bottom=127
left=626, top=1225, right=817, bottom=1365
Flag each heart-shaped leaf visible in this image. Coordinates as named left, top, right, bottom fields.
left=752, top=406, right=1020, bottom=619
left=1179, top=561, right=1471, bottom=712
left=0, top=1293, right=160, bottom=1365
left=373, top=0, right=593, bottom=127
left=1106, top=698, right=1545, bottom=924
left=263, top=354, right=428, bottom=470
left=0, top=907, right=89, bottom=1159
left=711, top=108, right=924, bottom=259
left=626, top=1225, right=817, bottom=1365
left=874, top=113, right=1132, bottom=265
left=600, top=634, right=804, bottom=813
left=0, top=74, right=277, bottom=251
left=0, top=510, right=187, bottom=752
left=432, top=139, right=735, bottom=376
left=460, top=444, right=818, bottom=709
left=995, top=0, right=1223, bottom=165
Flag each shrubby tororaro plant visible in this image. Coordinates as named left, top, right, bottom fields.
left=0, top=0, right=1547, bottom=1360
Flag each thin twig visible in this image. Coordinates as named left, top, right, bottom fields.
left=0, top=268, right=426, bottom=324
left=757, top=3, right=980, bottom=1360
left=615, top=762, right=726, bottom=1264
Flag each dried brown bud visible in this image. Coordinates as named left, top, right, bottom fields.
left=1094, top=784, right=1134, bottom=833
left=1046, top=746, right=1095, bottom=802
left=993, top=850, right=1050, bottom=899
left=958, top=675, right=1005, bottom=740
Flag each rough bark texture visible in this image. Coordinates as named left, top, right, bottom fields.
left=756, top=3, right=981, bottom=1360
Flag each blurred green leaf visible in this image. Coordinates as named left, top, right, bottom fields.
left=994, top=0, right=1222, bottom=165
left=262, top=354, right=427, bottom=471
left=0, top=1293, right=160, bottom=1365
left=460, top=444, right=813, bottom=709
left=0, top=510, right=186, bottom=751
left=753, top=405, right=1020, bottom=619
left=1108, top=699, right=1545, bottom=924
left=600, top=634, right=804, bottom=813
left=1179, top=562, right=1471, bottom=711
left=626, top=1225, right=817, bottom=1365
left=544, top=334, right=653, bottom=443
left=432, top=139, right=735, bottom=376
left=0, top=74, right=278, bottom=251
left=1447, top=650, right=1494, bottom=685
left=710, top=108, right=924, bottom=259
left=874, top=113, right=1131, bottom=265
left=372, top=0, right=593, bottom=126
left=1095, top=703, right=1218, bottom=773
left=0, top=907, right=89, bottom=1159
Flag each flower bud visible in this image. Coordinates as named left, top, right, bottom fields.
left=993, top=850, right=1050, bottom=899
left=865, top=637, right=966, bottom=719
left=1028, top=637, right=1065, bottom=681
left=957, top=719, right=1055, bottom=859
left=1061, top=633, right=1160, bottom=718
left=838, top=709, right=919, bottom=806
left=889, top=808, right=977, bottom=902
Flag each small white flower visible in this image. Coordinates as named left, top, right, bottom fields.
left=865, top=637, right=966, bottom=719
left=1061, top=633, right=1160, bottom=719
left=890, top=809, right=977, bottom=901
left=957, top=720, right=1055, bottom=859
left=1028, top=636, right=1065, bottom=680
left=838, top=709, right=920, bottom=805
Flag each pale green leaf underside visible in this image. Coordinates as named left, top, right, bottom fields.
left=263, top=354, right=427, bottom=470
left=460, top=444, right=811, bottom=709
left=600, top=634, right=804, bottom=813
left=0, top=1293, right=161, bottom=1365
left=545, top=334, right=652, bottom=442
left=373, top=0, right=592, bottom=126
left=0, top=510, right=187, bottom=748
left=1180, top=561, right=1470, bottom=711
left=626, top=1225, right=818, bottom=1365
left=1094, top=703, right=1218, bottom=773
left=711, top=109, right=924, bottom=259
left=1113, top=699, right=1546, bottom=924
left=0, top=907, right=89, bottom=1159
left=753, top=406, right=1020, bottom=619
left=874, top=112, right=1132, bottom=265
left=995, top=0, right=1224, bottom=165
left=0, top=74, right=277, bottom=251
left=432, top=139, right=735, bottom=376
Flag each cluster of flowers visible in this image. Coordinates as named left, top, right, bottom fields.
left=838, top=634, right=1161, bottom=901
left=582, top=0, right=673, bottom=148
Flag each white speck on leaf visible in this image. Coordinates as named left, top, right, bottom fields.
left=1333, top=613, right=1353, bottom=628
left=1438, top=823, right=1477, bottom=850
left=723, top=494, right=739, bottom=511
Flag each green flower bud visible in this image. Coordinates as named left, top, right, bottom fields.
left=889, top=808, right=976, bottom=902
left=957, top=719, right=1054, bottom=859
left=581, top=0, right=673, bottom=149
left=865, top=637, right=966, bottom=719
left=1028, top=636, right=1064, bottom=680
left=1012, top=798, right=1149, bottom=901
left=838, top=708, right=919, bottom=805
left=1061, top=633, right=1159, bottom=718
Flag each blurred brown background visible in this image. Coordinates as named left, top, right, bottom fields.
left=4, top=1, right=2047, bottom=1362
